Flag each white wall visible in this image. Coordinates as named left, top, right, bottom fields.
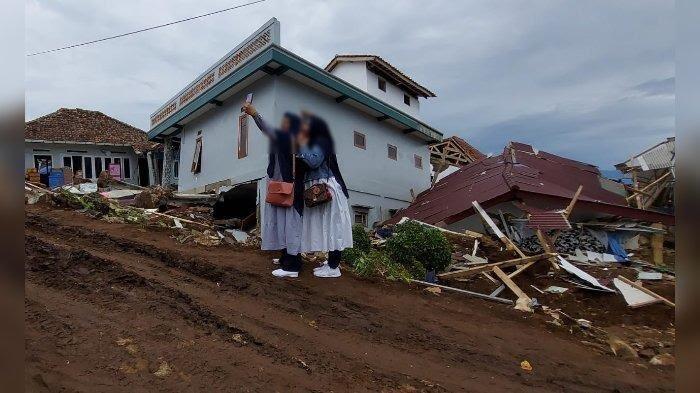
left=328, top=62, right=368, bottom=91
left=328, top=61, right=421, bottom=118
left=24, top=142, right=140, bottom=184
left=177, top=77, right=276, bottom=193
left=274, top=76, right=431, bottom=226
left=365, top=69, right=421, bottom=118
left=175, top=73, right=432, bottom=226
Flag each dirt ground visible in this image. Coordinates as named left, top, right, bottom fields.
left=25, top=205, right=674, bottom=392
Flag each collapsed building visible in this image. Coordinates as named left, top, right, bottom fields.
left=615, top=137, right=675, bottom=214
left=387, top=141, right=674, bottom=239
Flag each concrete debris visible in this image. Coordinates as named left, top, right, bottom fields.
left=649, top=353, right=675, bottom=366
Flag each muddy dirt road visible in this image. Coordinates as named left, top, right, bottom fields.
left=25, top=205, right=673, bottom=392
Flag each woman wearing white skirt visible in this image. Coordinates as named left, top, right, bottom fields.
left=294, top=114, right=353, bottom=278
left=243, top=104, right=304, bottom=278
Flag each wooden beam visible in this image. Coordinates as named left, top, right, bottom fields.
left=438, top=253, right=553, bottom=279
left=410, top=280, right=513, bottom=305
left=616, top=275, right=674, bottom=307
left=492, top=266, right=530, bottom=301
left=536, top=229, right=560, bottom=270
left=651, top=223, right=665, bottom=266
left=472, top=201, right=526, bottom=258
left=563, top=185, right=583, bottom=218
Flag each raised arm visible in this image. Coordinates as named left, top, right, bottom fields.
left=298, top=144, right=326, bottom=169
left=244, top=104, right=275, bottom=139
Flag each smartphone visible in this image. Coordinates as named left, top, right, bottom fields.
left=241, top=93, right=253, bottom=112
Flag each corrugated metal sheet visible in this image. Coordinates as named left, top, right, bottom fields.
left=618, top=137, right=675, bottom=171
left=526, top=211, right=572, bottom=230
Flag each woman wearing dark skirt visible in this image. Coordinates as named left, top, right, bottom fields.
left=243, top=103, right=304, bottom=278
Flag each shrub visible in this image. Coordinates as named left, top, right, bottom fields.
left=342, top=224, right=371, bottom=266
left=386, top=221, right=452, bottom=275
left=353, top=250, right=412, bottom=283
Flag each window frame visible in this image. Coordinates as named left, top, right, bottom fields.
left=353, top=131, right=366, bottom=150
left=237, top=114, right=249, bottom=159
left=352, top=206, right=369, bottom=227
left=192, top=136, right=203, bottom=173
left=414, top=154, right=423, bottom=169
left=123, top=157, right=131, bottom=179
left=387, top=144, right=397, bottom=160
left=404, top=94, right=411, bottom=106
left=378, top=78, right=386, bottom=92
left=33, top=154, right=53, bottom=171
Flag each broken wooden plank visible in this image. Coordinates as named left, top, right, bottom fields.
left=492, top=266, right=530, bottom=301
left=563, top=185, right=583, bottom=218
left=397, top=217, right=482, bottom=239
left=536, top=229, right=560, bottom=270
left=472, top=201, right=526, bottom=258
left=410, top=280, right=513, bottom=305
left=651, top=223, right=665, bottom=266
left=616, top=275, right=674, bottom=307
left=438, top=253, right=553, bottom=279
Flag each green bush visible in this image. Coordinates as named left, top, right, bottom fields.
left=386, top=221, right=452, bottom=275
left=353, top=250, right=412, bottom=283
left=342, top=224, right=371, bottom=266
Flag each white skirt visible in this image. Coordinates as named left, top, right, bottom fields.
left=300, top=177, right=354, bottom=253
left=261, top=178, right=302, bottom=255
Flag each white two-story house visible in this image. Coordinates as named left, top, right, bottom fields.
left=148, top=18, right=442, bottom=227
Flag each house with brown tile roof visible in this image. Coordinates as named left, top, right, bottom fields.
left=25, top=108, right=173, bottom=186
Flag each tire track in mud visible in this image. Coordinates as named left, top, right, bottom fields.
left=26, top=212, right=451, bottom=391
left=25, top=233, right=311, bottom=371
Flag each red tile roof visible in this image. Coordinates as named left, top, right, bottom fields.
left=25, top=108, right=159, bottom=154
left=388, top=141, right=674, bottom=226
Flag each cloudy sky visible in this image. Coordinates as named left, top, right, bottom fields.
left=25, top=0, right=674, bottom=169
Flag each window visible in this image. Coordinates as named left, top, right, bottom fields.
left=404, top=94, right=411, bottom=106
left=238, top=115, right=248, bottom=158
left=123, top=158, right=131, bottom=179
left=387, top=144, right=397, bottom=160
left=95, top=157, right=103, bottom=176
left=173, top=161, right=179, bottom=179
left=33, top=155, right=52, bottom=171
left=84, top=157, right=93, bottom=179
left=192, top=136, right=203, bottom=173
left=378, top=78, right=386, bottom=92
left=414, top=154, right=423, bottom=169
left=63, top=156, right=71, bottom=167
left=71, top=156, right=83, bottom=177
left=352, top=206, right=369, bottom=227
left=353, top=131, right=366, bottom=149
left=113, top=157, right=121, bottom=166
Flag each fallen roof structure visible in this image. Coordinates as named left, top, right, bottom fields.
left=615, top=137, right=675, bottom=212
left=387, top=141, right=674, bottom=227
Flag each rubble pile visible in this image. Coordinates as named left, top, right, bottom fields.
left=133, top=186, right=174, bottom=209
left=518, top=229, right=606, bottom=254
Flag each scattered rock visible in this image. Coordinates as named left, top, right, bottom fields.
left=424, top=286, right=442, bottom=295
left=649, top=353, right=675, bottom=366
left=608, top=336, right=638, bottom=359
left=520, top=360, right=533, bottom=372
left=154, top=361, right=172, bottom=377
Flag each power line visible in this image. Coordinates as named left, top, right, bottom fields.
left=27, top=0, right=266, bottom=57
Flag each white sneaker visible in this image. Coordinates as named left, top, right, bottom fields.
left=313, top=261, right=328, bottom=272
left=272, top=269, right=298, bottom=278
left=272, top=258, right=280, bottom=265
left=313, top=264, right=341, bottom=278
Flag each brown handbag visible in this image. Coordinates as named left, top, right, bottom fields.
left=265, top=143, right=295, bottom=207
left=304, top=182, right=332, bottom=207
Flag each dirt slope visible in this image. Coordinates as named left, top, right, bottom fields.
left=24, top=205, right=674, bottom=392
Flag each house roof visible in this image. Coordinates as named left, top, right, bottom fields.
left=324, top=54, right=436, bottom=98
left=615, top=137, right=675, bottom=172
left=446, top=136, right=487, bottom=161
left=26, top=108, right=158, bottom=154
left=148, top=45, right=443, bottom=143
left=388, top=141, right=674, bottom=226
